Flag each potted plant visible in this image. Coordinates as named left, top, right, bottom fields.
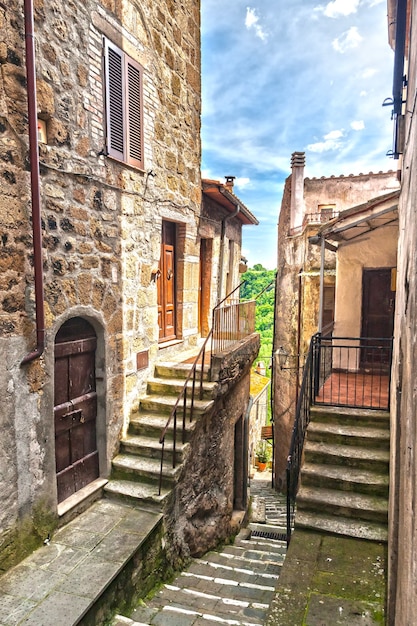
left=255, top=440, right=271, bottom=472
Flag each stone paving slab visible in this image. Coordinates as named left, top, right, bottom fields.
left=0, top=501, right=162, bottom=626
left=265, top=530, right=386, bottom=625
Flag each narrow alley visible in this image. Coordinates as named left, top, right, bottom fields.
left=112, top=471, right=287, bottom=626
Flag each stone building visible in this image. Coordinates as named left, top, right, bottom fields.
left=0, top=0, right=259, bottom=575
left=385, top=0, right=417, bottom=622
left=273, top=153, right=399, bottom=488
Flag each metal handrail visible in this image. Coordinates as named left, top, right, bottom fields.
left=286, top=333, right=317, bottom=545
left=158, top=332, right=211, bottom=495
left=286, top=332, right=393, bottom=543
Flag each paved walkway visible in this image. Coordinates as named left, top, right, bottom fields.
left=0, top=501, right=162, bottom=626
left=113, top=470, right=288, bottom=626
left=265, top=530, right=387, bottom=625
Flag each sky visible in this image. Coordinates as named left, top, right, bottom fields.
left=200, top=0, right=396, bottom=269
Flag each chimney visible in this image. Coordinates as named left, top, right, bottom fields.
left=290, top=152, right=305, bottom=231
left=224, top=176, right=235, bottom=192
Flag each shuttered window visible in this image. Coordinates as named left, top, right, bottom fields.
left=104, top=38, right=144, bottom=169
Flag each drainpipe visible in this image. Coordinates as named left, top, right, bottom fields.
left=218, top=204, right=240, bottom=301
left=21, top=0, right=45, bottom=366
left=318, top=235, right=325, bottom=334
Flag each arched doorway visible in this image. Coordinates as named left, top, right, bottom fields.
left=54, top=317, right=99, bottom=503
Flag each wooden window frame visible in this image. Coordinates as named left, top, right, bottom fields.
left=103, top=38, right=144, bottom=170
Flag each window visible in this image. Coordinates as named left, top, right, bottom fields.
left=104, top=38, right=144, bottom=169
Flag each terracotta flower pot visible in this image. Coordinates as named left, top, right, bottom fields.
left=257, top=462, right=267, bottom=472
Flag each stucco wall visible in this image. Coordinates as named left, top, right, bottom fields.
left=334, top=225, right=398, bottom=339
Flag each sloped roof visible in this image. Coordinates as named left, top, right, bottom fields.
left=202, top=179, right=259, bottom=225
left=317, top=189, right=399, bottom=247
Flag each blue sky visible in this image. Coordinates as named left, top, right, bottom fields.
left=201, top=0, right=396, bottom=269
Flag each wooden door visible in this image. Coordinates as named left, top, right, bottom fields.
left=158, top=222, right=176, bottom=341
left=199, top=238, right=212, bottom=337
left=361, top=269, right=395, bottom=368
left=54, top=318, right=99, bottom=503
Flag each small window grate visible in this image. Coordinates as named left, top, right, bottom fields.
left=250, top=530, right=287, bottom=542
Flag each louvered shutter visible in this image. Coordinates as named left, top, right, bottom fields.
left=105, top=39, right=125, bottom=162
left=126, top=59, right=144, bottom=169
left=104, top=38, right=144, bottom=169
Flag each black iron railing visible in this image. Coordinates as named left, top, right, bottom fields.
left=158, top=332, right=211, bottom=495
left=313, top=335, right=392, bottom=410
left=286, top=334, right=316, bottom=545
left=158, top=282, right=259, bottom=495
left=286, top=332, right=393, bottom=543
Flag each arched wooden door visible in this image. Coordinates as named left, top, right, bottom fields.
left=54, top=317, right=99, bottom=503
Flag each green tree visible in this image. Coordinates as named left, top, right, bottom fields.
left=241, top=265, right=276, bottom=370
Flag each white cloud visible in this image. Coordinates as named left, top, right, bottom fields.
left=361, top=68, right=377, bottom=78
left=315, top=0, right=360, bottom=18
left=360, top=90, right=368, bottom=97
left=351, top=120, right=365, bottom=130
left=234, top=177, right=251, bottom=189
left=332, top=26, right=363, bottom=53
left=245, top=7, right=268, bottom=41
left=308, top=129, right=345, bottom=153
left=324, top=129, right=344, bottom=140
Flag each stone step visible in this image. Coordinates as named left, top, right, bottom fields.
left=155, top=362, right=210, bottom=381
left=103, top=479, right=170, bottom=510
left=295, top=510, right=388, bottom=542
left=301, top=462, right=389, bottom=496
left=120, top=433, right=188, bottom=465
left=139, top=393, right=214, bottom=416
left=296, top=485, right=388, bottom=524
left=304, top=440, right=390, bottom=473
left=111, top=453, right=181, bottom=487
left=128, top=412, right=196, bottom=441
left=177, top=561, right=280, bottom=589
left=310, top=405, right=390, bottom=429
left=147, top=376, right=217, bottom=399
left=307, top=421, right=390, bottom=449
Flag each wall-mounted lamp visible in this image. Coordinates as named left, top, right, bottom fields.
left=276, top=347, right=303, bottom=370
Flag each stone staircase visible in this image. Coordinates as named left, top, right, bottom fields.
left=104, top=360, right=217, bottom=510
left=295, top=405, right=390, bottom=542
left=113, top=521, right=286, bottom=626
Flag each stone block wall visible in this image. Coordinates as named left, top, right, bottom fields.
left=0, top=0, right=201, bottom=569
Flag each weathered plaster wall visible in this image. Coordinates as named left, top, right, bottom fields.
left=388, top=4, right=417, bottom=622
left=334, top=225, right=398, bottom=339
left=0, top=0, right=201, bottom=568
left=303, top=172, right=399, bottom=214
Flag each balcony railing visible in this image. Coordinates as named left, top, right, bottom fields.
left=211, top=284, right=256, bottom=356
left=313, top=334, right=392, bottom=410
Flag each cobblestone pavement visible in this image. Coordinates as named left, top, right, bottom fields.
left=113, top=470, right=288, bottom=626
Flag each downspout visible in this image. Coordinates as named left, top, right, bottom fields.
left=217, top=204, right=240, bottom=301
left=21, top=0, right=45, bottom=365
left=318, top=235, right=325, bottom=334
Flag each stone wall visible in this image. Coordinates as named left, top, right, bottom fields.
left=165, top=333, right=260, bottom=562
left=0, top=0, right=201, bottom=569
left=388, top=2, right=417, bottom=621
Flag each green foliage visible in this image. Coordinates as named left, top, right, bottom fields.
left=255, top=440, right=272, bottom=462
left=241, top=265, right=276, bottom=370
